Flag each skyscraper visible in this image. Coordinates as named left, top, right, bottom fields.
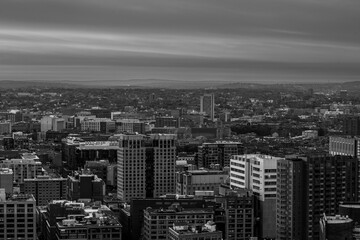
left=276, top=155, right=358, bottom=240
left=200, top=94, right=215, bottom=120
left=117, top=134, right=176, bottom=202
left=230, top=154, right=280, bottom=239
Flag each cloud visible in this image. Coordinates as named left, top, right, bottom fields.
left=0, top=0, right=360, bottom=82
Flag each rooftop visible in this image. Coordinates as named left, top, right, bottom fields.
left=324, top=215, right=353, bottom=224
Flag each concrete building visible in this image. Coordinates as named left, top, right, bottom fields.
left=198, top=142, right=243, bottom=168
left=276, top=155, right=358, bottom=240
left=155, top=116, right=180, bottom=128
left=329, top=136, right=357, bottom=157
left=41, top=115, right=65, bottom=132
left=143, top=205, right=214, bottom=240
left=0, top=189, right=37, bottom=240
left=200, top=93, right=215, bottom=120
left=168, top=222, right=222, bottom=240
left=67, top=171, right=105, bottom=202
left=319, top=214, right=353, bottom=240
left=343, top=115, right=360, bottom=136
left=230, top=154, right=280, bottom=239
left=81, top=118, right=116, bottom=133
left=117, top=134, right=176, bottom=202
left=0, top=158, right=43, bottom=184
left=0, top=168, right=13, bottom=194
left=38, top=200, right=121, bottom=240
left=115, top=119, right=145, bottom=134
left=176, top=169, right=228, bottom=195
left=21, top=175, right=67, bottom=206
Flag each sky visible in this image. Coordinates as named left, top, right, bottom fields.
left=1, top=0, right=360, bottom=84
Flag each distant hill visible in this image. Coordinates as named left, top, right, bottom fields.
left=0, top=80, right=82, bottom=89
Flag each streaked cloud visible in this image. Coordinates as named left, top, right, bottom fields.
left=0, top=0, right=360, bottom=83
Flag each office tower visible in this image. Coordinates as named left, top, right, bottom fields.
left=143, top=205, right=214, bottom=240
left=319, top=214, right=353, bottom=240
left=67, top=171, right=105, bottom=202
left=329, top=136, right=357, bottom=157
left=168, top=222, right=222, bottom=240
left=0, top=168, right=13, bottom=194
left=117, top=134, right=176, bottom=202
left=38, top=200, right=122, bottom=240
left=200, top=93, right=215, bottom=120
left=276, top=155, right=358, bottom=240
left=0, top=189, right=36, bottom=240
left=176, top=169, right=228, bottom=195
left=198, top=142, right=243, bottom=168
left=0, top=158, right=43, bottom=184
left=21, top=175, right=67, bottom=206
left=230, top=154, right=280, bottom=239
left=343, top=115, right=360, bottom=136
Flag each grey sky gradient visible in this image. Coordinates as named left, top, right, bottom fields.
left=1, top=0, right=360, bottom=83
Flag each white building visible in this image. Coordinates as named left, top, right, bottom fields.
left=0, top=158, right=43, bottom=184
left=40, top=115, right=65, bottom=132
left=230, top=154, right=282, bottom=239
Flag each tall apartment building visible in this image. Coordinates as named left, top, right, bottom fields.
left=276, top=155, right=358, bottom=240
left=0, top=189, right=37, bottom=240
left=0, top=158, right=43, bottom=184
left=198, top=142, right=243, bottom=168
left=200, top=93, right=215, bottom=120
left=176, top=169, right=228, bottom=195
left=117, top=134, right=176, bottom=202
left=230, top=154, right=280, bottom=239
left=67, top=171, right=105, bottom=202
left=143, top=205, right=214, bottom=240
left=21, top=175, right=67, bottom=206
left=0, top=168, right=13, bottom=194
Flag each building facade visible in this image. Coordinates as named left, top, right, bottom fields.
left=198, top=142, right=243, bottom=168
left=200, top=94, right=215, bottom=120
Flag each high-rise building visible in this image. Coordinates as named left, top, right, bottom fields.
left=230, top=154, right=280, bottom=239
left=0, top=189, right=36, bottom=240
left=200, top=94, right=215, bottom=120
left=220, top=189, right=256, bottom=240
left=0, top=158, right=43, bottom=184
left=198, top=142, right=243, bottom=168
left=0, top=168, right=13, bottom=194
left=276, top=155, right=358, bottom=240
left=176, top=169, right=228, bottom=195
left=143, top=205, right=214, bottom=240
left=67, top=171, right=105, bottom=202
left=276, top=157, right=306, bottom=240
left=117, top=134, right=176, bottom=202
left=21, top=175, right=67, bottom=206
